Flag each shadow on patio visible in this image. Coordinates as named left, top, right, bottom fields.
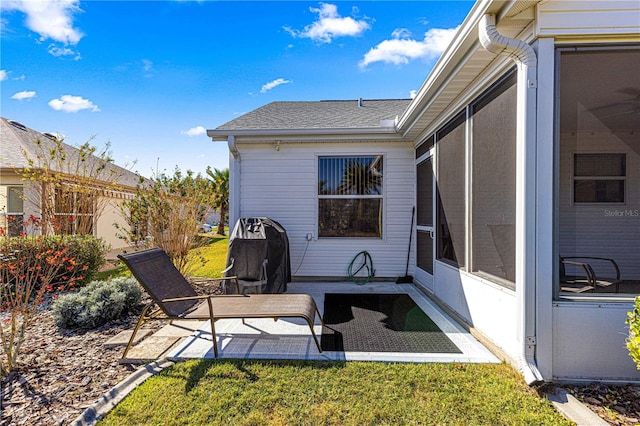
left=111, top=282, right=498, bottom=365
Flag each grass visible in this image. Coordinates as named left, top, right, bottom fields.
left=93, top=264, right=130, bottom=281
left=188, top=233, right=229, bottom=278
left=98, top=360, right=571, bottom=426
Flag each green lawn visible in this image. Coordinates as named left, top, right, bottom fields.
left=99, top=360, right=570, bottom=426
left=188, top=233, right=229, bottom=278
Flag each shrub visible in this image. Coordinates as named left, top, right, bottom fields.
left=627, top=296, right=640, bottom=370
left=1, top=236, right=80, bottom=296
left=52, top=277, right=142, bottom=329
left=117, top=168, right=215, bottom=276
left=60, top=235, right=110, bottom=285
left=0, top=238, right=78, bottom=375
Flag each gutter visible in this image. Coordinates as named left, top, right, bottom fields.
left=479, top=13, right=542, bottom=385
left=226, top=135, right=240, bottom=228
left=227, top=134, right=239, bottom=159
left=207, top=125, right=403, bottom=143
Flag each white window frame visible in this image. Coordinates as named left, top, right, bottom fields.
left=571, top=152, right=626, bottom=205
left=316, top=154, right=385, bottom=239
left=1, top=185, right=25, bottom=237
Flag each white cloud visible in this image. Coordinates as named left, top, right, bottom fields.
left=284, top=3, right=370, bottom=44
left=2, top=0, right=84, bottom=45
left=14, top=74, right=25, bottom=81
left=11, top=90, right=36, bottom=100
left=48, top=95, right=100, bottom=113
left=409, top=90, right=418, bottom=99
left=0, top=70, right=7, bottom=81
left=260, top=78, right=291, bottom=94
left=391, top=28, right=411, bottom=39
left=48, top=44, right=81, bottom=60
left=142, top=59, right=153, bottom=72
left=181, top=126, right=206, bottom=136
left=359, top=26, right=459, bottom=68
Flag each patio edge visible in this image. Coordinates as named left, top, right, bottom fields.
left=69, top=358, right=175, bottom=426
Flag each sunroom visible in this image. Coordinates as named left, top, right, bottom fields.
left=402, top=1, right=639, bottom=381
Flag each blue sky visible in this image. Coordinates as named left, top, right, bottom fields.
left=1, top=1, right=473, bottom=178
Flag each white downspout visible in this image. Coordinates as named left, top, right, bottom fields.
left=227, top=135, right=241, bottom=228
left=479, top=14, right=542, bottom=384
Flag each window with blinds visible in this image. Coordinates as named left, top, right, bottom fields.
left=318, top=156, right=383, bottom=238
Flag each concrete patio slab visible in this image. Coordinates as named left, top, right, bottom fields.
left=167, top=282, right=499, bottom=364
left=121, top=336, right=181, bottom=364
left=104, top=328, right=154, bottom=348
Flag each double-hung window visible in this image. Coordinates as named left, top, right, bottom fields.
left=573, top=153, right=626, bottom=203
left=1, top=185, right=24, bottom=237
left=318, top=156, right=383, bottom=238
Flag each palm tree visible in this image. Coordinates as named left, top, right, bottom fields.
left=336, top=158, right=382, bottom=195
left=206, top=167, right=229, bottom=235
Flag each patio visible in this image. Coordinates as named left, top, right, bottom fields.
left=141, top=281, right=499, bottom=364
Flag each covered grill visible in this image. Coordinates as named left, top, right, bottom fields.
left=223, top=217, right=291, bottom=294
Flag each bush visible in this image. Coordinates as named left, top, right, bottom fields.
left=627, top=296, right=640, bottom=370
left=0, top=238, right=78, bottom=374
left=52, top=277, right=142, bottom=329
left=0, top=235, right=109, bottom=294
left=60, top=235, right=110, bottom=285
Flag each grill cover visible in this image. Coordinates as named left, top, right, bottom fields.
left=224, top=217, right=291, bottom=294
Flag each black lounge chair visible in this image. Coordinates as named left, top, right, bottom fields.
left=560, top=256, right=622, bottom=293
left=118, top=248, right=323, bottom=360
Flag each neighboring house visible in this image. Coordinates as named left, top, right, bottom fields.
left=209, top=1, right=640, bottom=382
left=0, top=117, right=140, bottom=250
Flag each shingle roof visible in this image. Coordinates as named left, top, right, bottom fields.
left=0, top=117, right=141, bottom=189
left=216, top=99, right=412, bottom=130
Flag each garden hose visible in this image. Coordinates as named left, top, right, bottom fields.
left=348, top=251, right=375, bottom=285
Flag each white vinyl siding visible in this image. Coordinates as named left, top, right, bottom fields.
left=537, top=1, right=640, bottom=38
left=236, top=141, right=414, bottom=278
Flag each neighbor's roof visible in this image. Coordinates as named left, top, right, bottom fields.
left=210, top=99, right=411, bottom=141
left=0, top=117, right=141, bottom=189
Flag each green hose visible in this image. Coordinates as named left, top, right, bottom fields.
left=348, top=251, right=375, bottom=285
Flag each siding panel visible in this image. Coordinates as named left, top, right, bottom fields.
left=538, top=1, right=640, bottom=37
left=237, top=142, right=415, bottom=278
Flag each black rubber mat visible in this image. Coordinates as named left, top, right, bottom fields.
left=321, top=293, right=462, bottom=353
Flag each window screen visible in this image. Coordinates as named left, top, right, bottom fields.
left=470, top=71, right=517, bottom=285
left=436, top=111, right=466, bottom=267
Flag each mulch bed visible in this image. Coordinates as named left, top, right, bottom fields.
left=558, top=383, right=640, bottom=425
left=0, top=278, right=222, bottom=426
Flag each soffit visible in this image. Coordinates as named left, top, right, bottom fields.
left=398, top=0, right=538, bottom=143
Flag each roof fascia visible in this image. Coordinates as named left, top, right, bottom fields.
left=207, top=126, right=407, bottom=143
left=396, top=0, right=508, bottom=136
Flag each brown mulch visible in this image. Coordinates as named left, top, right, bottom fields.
left=2, top=278, right=639, bottom=426
left=0, top=279, right=222, bottom=426
left=559, top=383, right=640, bottom=425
